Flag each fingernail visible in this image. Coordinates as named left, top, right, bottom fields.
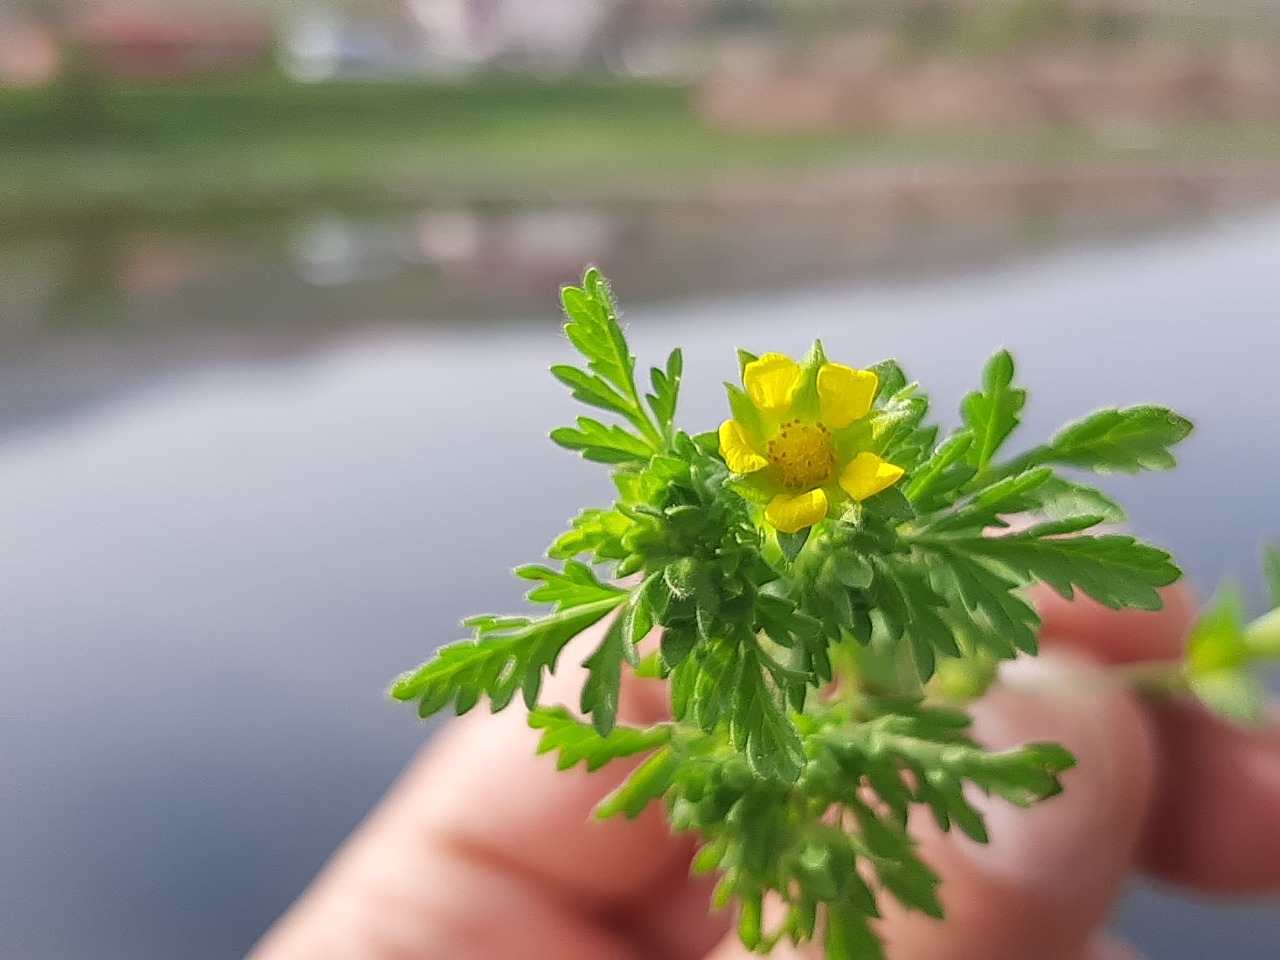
left=955, top=651, right=1145, bottom=901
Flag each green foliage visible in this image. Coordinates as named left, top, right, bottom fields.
left=920, top=525, right=1179, bottom=611
left=961, top=349, right=1026, bottom=472
left=529, top=706, right=669, bottom=772
left=641, top=700, right=1073, bottom=960
left=394, top=269, right=1196, bottom=959
left=997, top=405, right=1193, bottom=479
left=555, top=268, right=667, bottom=453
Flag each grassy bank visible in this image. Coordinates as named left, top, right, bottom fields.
left=5, top=74, right=1280, bottom=220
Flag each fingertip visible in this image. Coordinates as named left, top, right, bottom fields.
left=1141, top=697, right=1280, bottom=891
left=1032, top=580, right=1197, bottom=665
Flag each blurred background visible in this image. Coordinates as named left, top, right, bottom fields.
left=2, top=1, right=1279, bottom=958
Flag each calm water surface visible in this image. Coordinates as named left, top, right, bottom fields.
left=2, top=211, right=1280, bottom=959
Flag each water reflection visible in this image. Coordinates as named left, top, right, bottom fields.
left=6, top=172, right=1279, bottom=438
left=5, top=167, right=1279, bottom=340
left=2, top=210, right=1280, bottom=959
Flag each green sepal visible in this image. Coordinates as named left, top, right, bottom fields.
left=777, top=528, right=811, bottom=564
left=868, top=359, right=907, bottom=399
left=725, top=383, right=766, bottom=439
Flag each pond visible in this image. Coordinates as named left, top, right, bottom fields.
left=2, top=198, right=1279, bottom=959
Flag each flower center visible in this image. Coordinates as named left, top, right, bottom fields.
left=767, top=419, right=837, bottom=491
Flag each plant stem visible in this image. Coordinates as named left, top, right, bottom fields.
left=1246, top=608, right=1280, bottom=657
left=1104, top=659, right=1189, bottom=696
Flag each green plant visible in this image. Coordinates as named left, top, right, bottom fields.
left=391, top=268, right=1275, bottom=958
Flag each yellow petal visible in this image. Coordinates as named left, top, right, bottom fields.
left=839, top=452, right=905, bottom=501
left=765, top=488, right=828, bottom=533
left=817, top=363, right=878, bottom=429
left=743, top=353, right=801, bottom=414
left=718, top=419, right=768, bottom=474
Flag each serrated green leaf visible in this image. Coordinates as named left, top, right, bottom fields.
left=961, top=350, right=1025, bottom=471
left=516, top=560, right=627, bottom=610
left=660, top=622, right=699, bottom=669
left=645, top=348, right=683, bottom=433
left=1031, top=405, right=1192, bottom=474
left=920, top=547, right=1038, bottom=657
left=879, top=557, right=961, bottom=673
left=737, top=890, right=764, bottom=950
left=904, top=431, right=973, bottom=506
left=824, top=904, right=884, bottom=960
left=550, top=365, right=635, bottom=420
left=1029, top=476, right=1126, bottom=525
left=596, top=745, right=681, bottom=819
left=550, top=416, right=654, bottom=465
left=559, top=270, right=662, bottom=449
left=548, top=507, right=634, bottom=562
left=929, top=526, right=1179, bottom=611
left=968, top=742, right=1076, bottom=806
left=581, top=615, right=630, bottom=736
left=529, top=705, right=668, bottom=772
left=733, top=647, right=806, bottom=782
left=927, top=466, right=1054, bottom=534
left=688, top=637, right=740, bottom=733
left=390, top=596, right=626, bottom=716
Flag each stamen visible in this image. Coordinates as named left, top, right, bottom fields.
left=766, top=419, right=837, bottom=490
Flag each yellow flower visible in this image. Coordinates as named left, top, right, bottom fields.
left=718, top=347, right=905, bottom=533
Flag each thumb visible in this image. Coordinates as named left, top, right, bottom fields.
left=878, top=649, right=1156, bottom=960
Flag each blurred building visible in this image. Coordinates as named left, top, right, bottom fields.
left=281, top=0, right=623, bottom=79
left=279, top=0, right=711, bottom=80
left=0, top=3, right=272, bottom=83
left=406, top=0, right=619, bottom=68
left=75, top=10, right=271, bottom=78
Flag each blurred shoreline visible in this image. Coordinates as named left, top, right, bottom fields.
left=5, top=74, right=1280, bottom=225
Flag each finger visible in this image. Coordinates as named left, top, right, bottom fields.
left=1141, top=698, right=1280, bottom=892
left=1032, top=581, right=1197, bottom=664
left=249, top=627, right=726, bottom=960
left=875, top=650, right=1156, bottom=960
left=1037, top=582, right=1280, bottom=893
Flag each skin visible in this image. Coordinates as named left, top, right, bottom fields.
left=250, top=582, right=1280, bottom=960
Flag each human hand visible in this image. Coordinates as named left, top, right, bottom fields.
left=249, top=584, right=1280, bottom=960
